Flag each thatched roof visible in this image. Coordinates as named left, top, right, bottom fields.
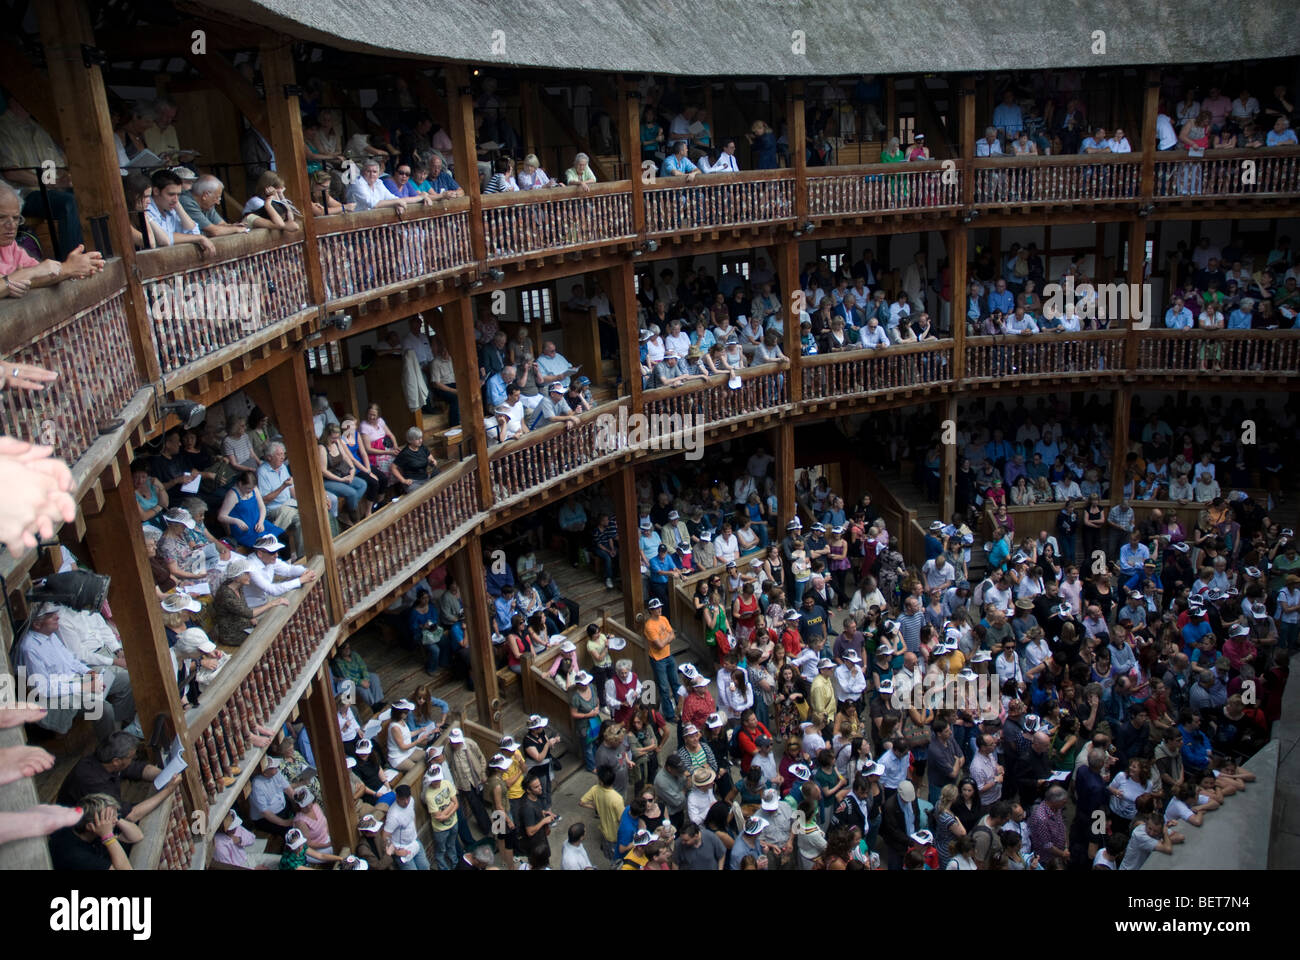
left=202, top=0, right=1297, bottom=76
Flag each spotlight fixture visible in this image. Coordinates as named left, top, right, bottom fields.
left=961, top=209, right=980, bottom=224
left=487, top=267, right=506, bottom=282
left=324, top=311, right=353, bottom=332
left=27, top=570, right=111, bottom=613
left=644, top=239, right=659, bottom=253
left=160, top=399, right=207, bottom=430
left=1137, top=204, right=1155, bottom=217
left=802, top=221, right=815, bottom=234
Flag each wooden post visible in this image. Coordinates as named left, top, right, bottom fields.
left=265, top=351, right=344, bottom=622
left=789, top=82, right=808, bottom=221
left=940, top=395, right=958, bottom=524
left=959, top=76, right=977, bottom=210
left=301, top=666, right=357, bottom=853
left=1126, top=220, right=1147, bottom=370
left=448, top=294, right=494, bottom=510
left=949, top=226, right=967, bottom=378
left=774, top=423, right=796, bottom=532
left=1110, top=387, right=1131, bottom=499
left=1139, top=68, right=1161, bottom=205
left=36, top=0, right=161, bottom=386
left=608, top=263, right=643, bottom=407
left=885, top=78, right=896, bottom=142
left=519, top=78, right=539, bottom=166
left=260, top=37, right=326, bottom=305
left=621, top=80, right=646, bottom=237
left=777, top=239, right=803, bottom=401
left=608, top=468, right=644, bottom=626
left=84, top=452, right=204, bottom=808
left=446, top=65, right=487, bottom=267
left=450, top=542, right=501, bottom=732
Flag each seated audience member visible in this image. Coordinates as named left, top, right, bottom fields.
left=48, top=794, right=143, bottom=870
left=212, top=810, right=280, bottom=869
left=0, top=185, right=104, bottom=297
left=319, top=422, right=371, bottom=522
left=332, top=640, right=385, bottom=707
left=218, top=473, right=285, bottom=550
left=0, top=97, right=86, bottom=258
left=15, top=604, right=136, bottom=740
left=425, top=152, right=465, bottom=199
left=566, top=152, right=598, bottom=189
left=390, top=427, right=439, bottom=493
left=56, top=731, right=180, bottom=822
left=256, top=441, right=304, bottom=555
left=248, top=756, right=295, bottom=836
left=145, top=168, right=217, bottom=254
left=213, top=557, right=289, bottom=645
left=347, top=159, right=428, bottom=211
left=243, top=534, right=319, bottom=608
left=241, top=171, right=304, bottom=234
left=178, top=175, right=250, bottom=238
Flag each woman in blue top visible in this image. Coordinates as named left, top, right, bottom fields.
left=987, top=527, right=1012, bottom=570
left=217, top=473, right=284, bottom=549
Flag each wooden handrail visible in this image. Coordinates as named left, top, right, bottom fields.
left=480, top=180, right=631, bottom=207
left=799, top=338, right=950, bottom=366
left=135, top=230, right=304, bottom=281
left=971, top=152, right=1145, bottom=170
left=639, top=359, right=789, bottom=405
left=1151, top=145, right=1300, bottom=162
left=807, top=159, right=957, bottom=178
left=186, top=555, right=326, bottom=734
left=313, top=196, right=472, bottom=237
left=0, top=259, right=126, bottom=355
left=334, top=456, right=478, bottom=556
left=643, top=169, right=795, bottom=191
left=486, top=399, right=623, bottom=461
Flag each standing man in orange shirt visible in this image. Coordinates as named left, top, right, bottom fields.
left=644, top=598, right=680, bottom=724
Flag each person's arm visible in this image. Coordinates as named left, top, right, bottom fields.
left=216, top=488, right=245, bottom=531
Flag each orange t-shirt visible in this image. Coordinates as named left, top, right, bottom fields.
left=644, top=616, right=674, bottom=660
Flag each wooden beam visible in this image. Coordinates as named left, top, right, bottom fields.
left=37, top=0, right=161, bottom=385
left=1110, top=386, right=1131, bottom=500
left=789, top=81, right=808, bottom=221
left=621, top=80, right=646, bottom=237
left=608, top=467, right=644, bottom=625
left=84, top=456, right=205, bottom=810
left=774, top=422, right=795, bottom=532
left=940, top=395, right=958, bottom=523
left=446, top=65, right=487, bottom=266
left=607, top=263, right=642, bottom=409
left=959, top=76, right=977, bottom=209
left=260, top=37, right=326, bottom=305
left=447, top=294, right=494, bottom=510
left=1138, top=68, right=1161, bottom=204
left=777, top=239, right=803, bottom=402
left=265, top=349, right=345, bottom=622
left=0, top=37, right=55, bottom=131
left=948, top=226, right=968, bottom=378
left=183, top=49, right=268, bottom=136
left=300, top=666, right=357, bottom=854
left=450, top=543, right=501, bottom=731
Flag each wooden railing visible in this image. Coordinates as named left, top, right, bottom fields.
left=964, top=329, right=1128, bottom=382
left=808, top=160, right=961, bottom=217
left=1153, top=146, right=1300, bottom=200
left=972, top=153, right=1142, bottom=206
left=643, top=170, right=795, bottom=235
left=333, top=457, right=484, bottom=615
left=800, top=340, right=955, bottom=402
left=1136, top=329, right=1300, bottom=375
left=186, top=558, right=329, bottom=805
left=641, top=363, right=791, bottom=429
left=316, top=201, right=472, bottom=306
left=158, top=794, right=195, bottom=871
left=488, top=401, right=631, bottom=504
left=0, top=262, right=139, bottom=467
left=482, top=182, right=634, bottom=261
left=138, top=234, right=311, bottom=378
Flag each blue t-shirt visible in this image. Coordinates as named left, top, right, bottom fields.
left=431, top=170, right=460, bottom=193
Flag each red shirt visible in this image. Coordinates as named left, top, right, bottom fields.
left=737, top=721, right=772, bottom=772
left=781, top=628, right=803, bottom=656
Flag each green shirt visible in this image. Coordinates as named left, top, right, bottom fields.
left=332, top=653, right=369, bottom=686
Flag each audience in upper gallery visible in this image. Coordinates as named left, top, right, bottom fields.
left=0, top=97, right=86, bottom=259
left=0, top=185, right=104, bottom=298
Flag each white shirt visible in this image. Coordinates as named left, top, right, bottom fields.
left=1156, top=114, right=1179, bottom=150
left=15, top=628, right=89, bottom=698
left=345, top=177, right=395, bottom=212
left=337, top=707, right=361, bottom=743
left=54, top=607, right=122, bottom=667
left=833, top=665, right=867, bottom=701
left=665, top=331, right=691, bottom=358
left=384, top=800, right=423, bottom=861
left=562, top=841, right=594, bottom=870
left=714, top=533, right=740, bottom=563
left=702, top=152, right=739, bottom=173
left=242, top=556, right=307, bottom=608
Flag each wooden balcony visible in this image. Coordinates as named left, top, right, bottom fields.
left=800, top=340, right=955, bottom=412
left=482, top=181, right=635, bottom=262
left=964, top=329, right=1129, bottom=386
left=1153, top=146, right=1300, bottom=206
left=643, top=170, right=796, bottom=237
left=972, top=153, right=1142, bottom=209
left=808, top=160, right=961, bottom=222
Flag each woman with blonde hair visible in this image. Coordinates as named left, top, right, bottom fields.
left=932, top=782, right=967, bottom=868
left=242, top=170, right=302, bottom=234
left=516, top=153, right=557, bottom=190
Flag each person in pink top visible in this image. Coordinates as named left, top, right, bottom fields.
left=1200, top=87, right=1232, bottom=133
left=0, top=184, right=103, bottom=298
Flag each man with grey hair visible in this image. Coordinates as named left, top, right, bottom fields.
left=179, top=174, right=249, bottom=238
left=1028, top=785, right=1071, bottom=866
left=14, top=605, right=136, bottom=739
left=257, top=440, right=302, bottom=554
left=0, top=183, right=103, bottom=298
left=347, top=158, right=428, bottom=212
left=57, top=731, right=180, bottom=822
